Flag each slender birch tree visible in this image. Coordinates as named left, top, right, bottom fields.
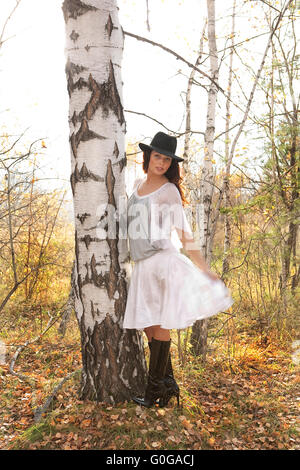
left=222, top=0, right=236, bottom=280
left=190, top=0, right=219, bottom=360
left=62, top=0, right=147, bottom=403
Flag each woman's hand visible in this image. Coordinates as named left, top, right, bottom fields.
left=193, top=262, right=220, bottom=282
left=179, top=232, right=221, bottom=282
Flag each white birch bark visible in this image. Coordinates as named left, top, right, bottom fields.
left=191, top=0, right=219, bottom=360
left=202, top=0, right=218, bottom=264
left=222, top=0, right=236, bottom=278
left=62, top=0, right=147, bottom=403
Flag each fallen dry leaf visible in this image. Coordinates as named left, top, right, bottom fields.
left=151, top=441, right=160, bottom=448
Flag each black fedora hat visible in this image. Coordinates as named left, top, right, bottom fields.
left=139, top=132, right=184, bottom=162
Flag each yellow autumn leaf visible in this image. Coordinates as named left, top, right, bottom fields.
left=181, top=418, right=193, bottom=430
left=81, top=419, right=91, bottom=427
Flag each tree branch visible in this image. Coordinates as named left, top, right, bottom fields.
left=34, top=369, right=81, bottom=423
left=0, top=0, right=22, bottom=49
left=123, top=30, right=225, bottom=94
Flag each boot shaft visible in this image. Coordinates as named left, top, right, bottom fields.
left=149, top=340, right=173, bottom=378
left=152, top=338, right=171, bottom=379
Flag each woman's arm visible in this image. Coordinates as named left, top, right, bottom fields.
left=176, top=228, right=220, bottom=281
left=161, top=184, right=220, bottom=281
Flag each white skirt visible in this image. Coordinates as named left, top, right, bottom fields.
left=122, top=247, right=234, bottom=330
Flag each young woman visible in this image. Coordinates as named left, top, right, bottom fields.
left=122, top=132, right=234, bottom=408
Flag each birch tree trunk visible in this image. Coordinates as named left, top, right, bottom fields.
left=190, top=0, right=219, bottom=361
left=62, top=0, right=147, bottom=403
left=222, top=0, right=236, bottom=280
left=182, top=19, right=207, bottom=241
left=182, top=19, right=207, bottom=171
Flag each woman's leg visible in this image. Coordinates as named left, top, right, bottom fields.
left=144, top=325, right=170, bottom=342
left=144, top=326, right=155, bottom=342
left=153, top=326, right=170, bottom=341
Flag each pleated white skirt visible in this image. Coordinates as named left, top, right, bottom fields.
left=122, top=247, right=234, bottom=330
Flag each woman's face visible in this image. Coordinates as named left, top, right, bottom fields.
left=148, top=150, right=172, bottom=176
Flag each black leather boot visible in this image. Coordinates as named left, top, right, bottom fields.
left=149, top=341, right=180, bottom=407
left=132, top=338, right=171, bottom=408
left=164, top=353, right=180, bottom=406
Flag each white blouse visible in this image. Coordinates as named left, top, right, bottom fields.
left=127, top=177, right=193, bottom=262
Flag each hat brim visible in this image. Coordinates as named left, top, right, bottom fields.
left=139, top=143, right=184, bottom=162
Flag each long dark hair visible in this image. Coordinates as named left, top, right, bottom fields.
left=142, top=149, right=189, bottom=206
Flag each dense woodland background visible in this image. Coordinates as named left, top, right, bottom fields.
left=0, top=0, right=299, bottom=451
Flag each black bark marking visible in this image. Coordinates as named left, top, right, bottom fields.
left=79, top=67, right=125, bottom=126
left=86, top=74, right=101, bottom=119
left=120, top=26, right=125, bottom=42
left=74, top=230, right=85, bottom=320
left=69, top=76, right=89, bottom=96
left=77, top=239, right=121, bottom=296
left=70, top=120, right=106, bottom=160
left=82, top=234, right=92, bottom=249
left=70, top=162, right=105, bottom=195
left=70, top=30, right=79, bottom=42
left=113, top=141, right=119, bottom=158
left=105, top=160, right=120, bottom=300
left=106, top=159, right=116, bottom=208
left=70, top=132, right=79, bottom=160
left=90, top=300, right=97, bottom=320
left=118, top=155, right=127, bottom=173
left=62, top=0, right=98, bottom=23
left=89, top=253, right=107, bottom=290
left=80, top=162, right=100, bottom=180
left=102, top=61, right=125, bottom=125
left=99, top=209, right=108, bottom=230
left=66, top=60, right=87, bottom=76
left=114, top=269, right=127, bottom=322
left=77, top=213, right=91, bottom=224
left=71, top=112, right=77, bottom=127
left=65, top=59, right=88, bottom=97
left=105, top=14, right=114, bottom=39
left=203, top=194, right=212, bottom=204
left=78, top=235, right=107, bottom=250
left=112, top=144, right=127, bottom=172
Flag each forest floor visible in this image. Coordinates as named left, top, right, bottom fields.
left=0, top=311, right=299, bottom=451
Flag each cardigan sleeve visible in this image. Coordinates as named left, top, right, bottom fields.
left=150, top=183, right=193, bottom=241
